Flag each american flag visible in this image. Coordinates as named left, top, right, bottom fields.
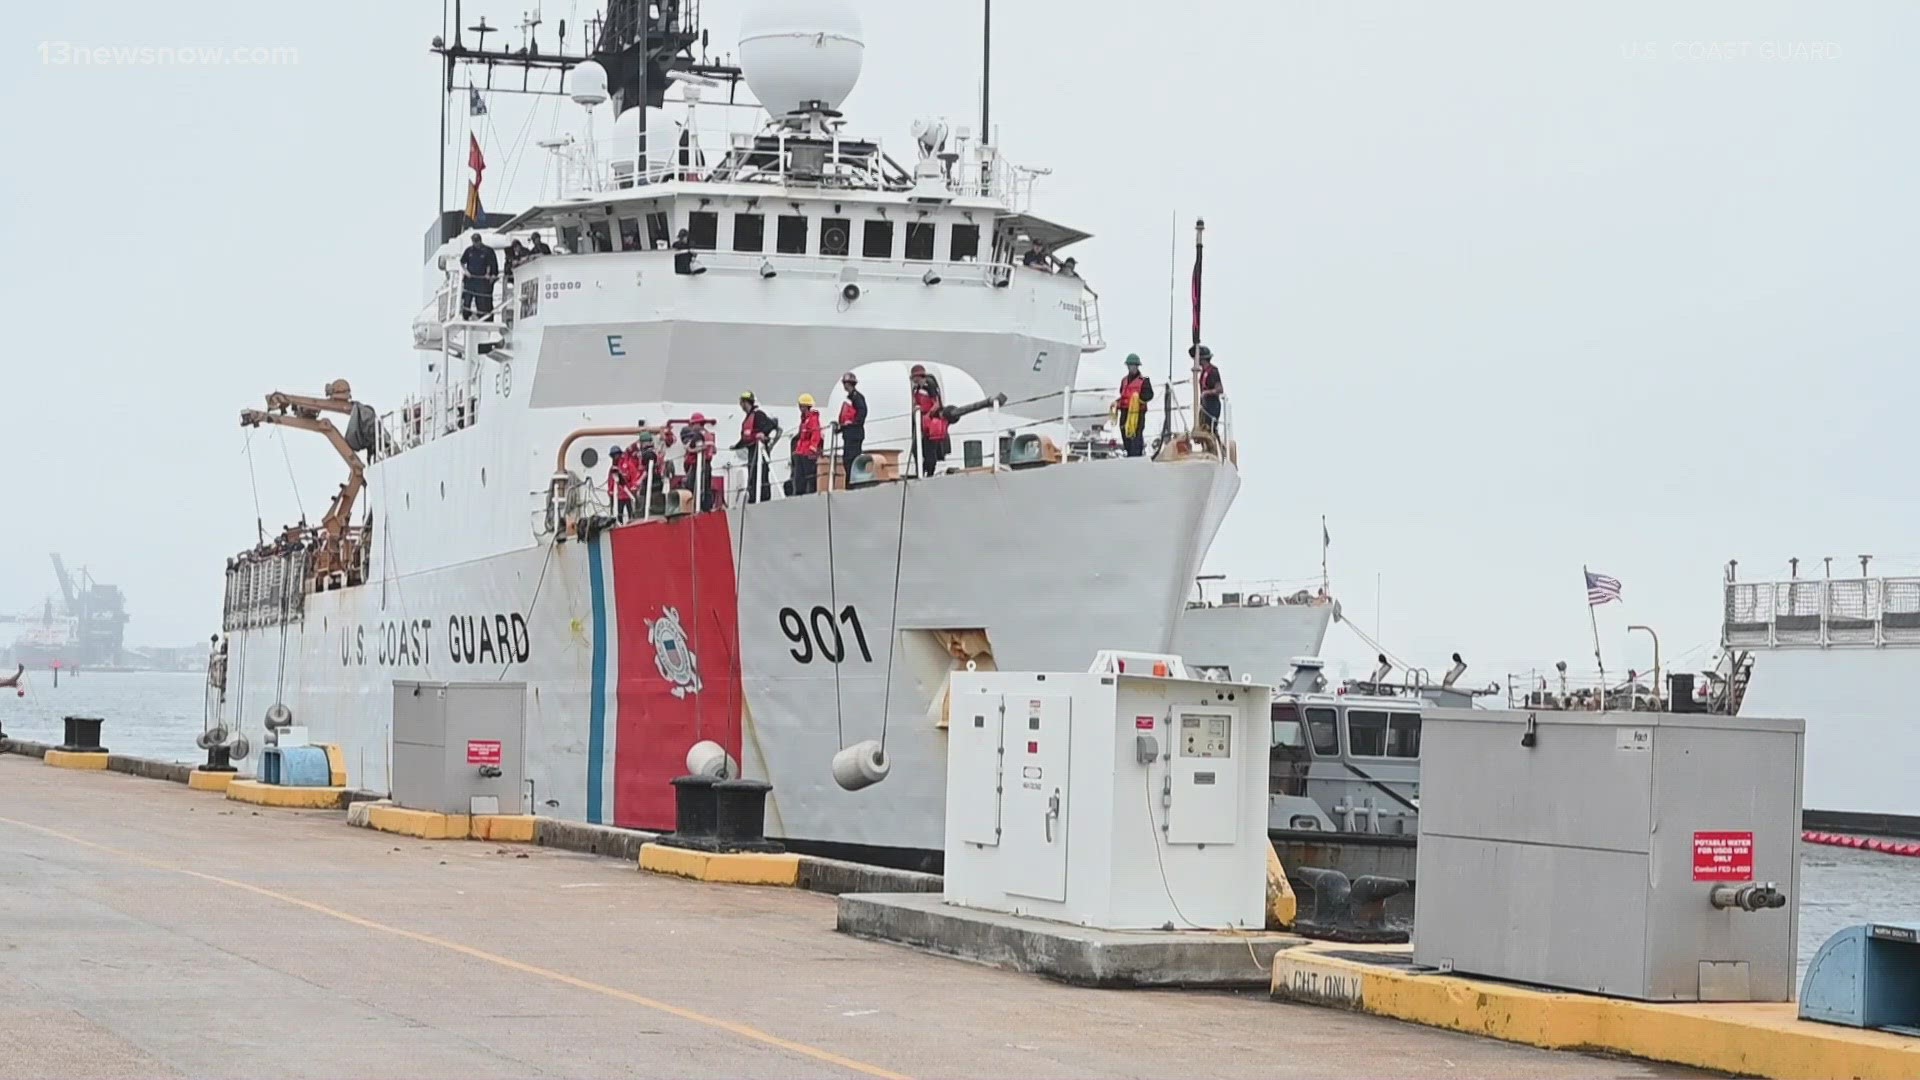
left=1585, top=570, right=1623, bottom=606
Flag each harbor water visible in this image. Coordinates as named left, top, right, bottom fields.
left=4, top=670, right=1915, bottom=985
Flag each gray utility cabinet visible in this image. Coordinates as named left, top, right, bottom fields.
left=1412, top=708, right=1803, bottom=1002
left=391, top=681, right=527, bottom=816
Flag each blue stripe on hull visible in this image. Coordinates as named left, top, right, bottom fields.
left=586, top=533, right=608, bottom=824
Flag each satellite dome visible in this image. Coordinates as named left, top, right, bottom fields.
left=738, top=0, right=865, bottom=119
left=570, top=60, right=609, bottom=107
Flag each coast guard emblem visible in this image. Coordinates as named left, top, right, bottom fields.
left=646, top=607, right=702, bottom=698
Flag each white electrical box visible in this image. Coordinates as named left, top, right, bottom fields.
left=944, top=653, right=1273, bottom=930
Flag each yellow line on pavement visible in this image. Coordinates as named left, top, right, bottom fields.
left=0, top=813, right=911, bottom=1080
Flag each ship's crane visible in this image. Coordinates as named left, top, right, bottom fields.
left=239, top=379, right=376, bottom=583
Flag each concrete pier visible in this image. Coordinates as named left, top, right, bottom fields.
left=0, top=755, right=1693, bottom=1078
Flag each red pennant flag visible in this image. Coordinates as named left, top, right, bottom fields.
left=468, top=134, right=486, bottom=181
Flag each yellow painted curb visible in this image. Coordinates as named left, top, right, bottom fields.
left=1270, top=946, right=1920, bottom=1080
left=187, top=770, right=236, bottom=792
left=638, top=842, right=800, bottom=886
left=44, top=749, right=110, bottom=770
left=471, top=815, right=536, bottom=843
left=367, top=805, right=469, bottom=839
left=225, top=779, right=349, bottom=810
left=363, top=806, right=536, bottom=842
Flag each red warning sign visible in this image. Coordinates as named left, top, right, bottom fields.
left=466, top=739, right=503, bottom=767
left=1692, top=831, right=1755, bottom=881
left=1135, top=716, right=1156, bottom=730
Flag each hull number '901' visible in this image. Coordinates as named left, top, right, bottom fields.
left=779, top=605, right=874, bottom=665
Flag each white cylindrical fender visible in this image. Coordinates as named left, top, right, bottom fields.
left=831, top=739, right=890, bottom=791
left=685, top=740, right=737, bottom=779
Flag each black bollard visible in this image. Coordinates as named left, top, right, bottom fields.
left=712, top=778, right=782, bottom=854
left=202, top=743, right=236, bottom=773
left=661, top=774, right=719, bottom=850
left=1289, top=866, right=1410, bottom=944
left=59, top=715, right=107, bottom=754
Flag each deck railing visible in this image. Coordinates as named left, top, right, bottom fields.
left=1723, top=576, right=1920, bottom=647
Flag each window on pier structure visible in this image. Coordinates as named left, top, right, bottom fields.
left=777, top=215, right=808, bottom=255
left=646, top=210, right=671, bottom=251
left=733, top=213, right=765, bottom=253
left=906, top=221, right=936, bottom=262
left=687, top=211, right=718, bottom=251
left=821, top=218, right=851, bottom=257
left=949, top=223, right=980, bottom=262
left=862, top=219, right=894, bottom=259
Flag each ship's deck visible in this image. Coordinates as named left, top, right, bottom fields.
left=0, top=754, right=1693, bottom=1079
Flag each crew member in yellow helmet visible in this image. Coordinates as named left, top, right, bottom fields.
left=790, top=393, right=824, bottom=497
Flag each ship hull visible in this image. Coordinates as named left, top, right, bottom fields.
left=220, top=457, right=1236, bottom=852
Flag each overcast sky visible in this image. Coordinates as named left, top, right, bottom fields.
left=4, top=1, right=1914, bottom=684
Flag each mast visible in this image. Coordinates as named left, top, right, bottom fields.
left=1190, top=217, right=1205, bottom=435
left=981, top=0, right=992, bottom=138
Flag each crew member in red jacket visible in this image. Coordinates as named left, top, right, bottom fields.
left=834, top=372, right=867, bottom=479
left=910, top=364, right=948, bottom=477
left=790, top=393, right=824, bottom=496
left=1114, top=353, right=1155, bottom=457
left=679, top=413, right=719, bottom=512
left=732, top=392, right=780, bottom=504
left=606, top=446, right=637, bottom=521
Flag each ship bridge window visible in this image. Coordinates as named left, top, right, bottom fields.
left=587, top=220, right=613, bottom=253
left=1346, top=709, right=1392, bottom=757
left=949, top=223, right=980, bottom=262
left=777, top=214, right=808, bottom=254
left=618, top=217, right=643, bottom=252
left=558, top=224, right=581, bottom=254
left=1304, top=706, right=1340, bottom=756
left=1385, top=713, right=1421, bottom=758
left=1271, top=703, right=1306, bottom=749
left=906, top=221, right=936, bottom=261
left=822, top=217, right=851, bottom=257
left=646, top=210, right=671, bottom=250
left=863, top=219, right=894, bottom=259
left=733, top=213, right=765, bottom=253
left=686, top=210, right=718, bottom=251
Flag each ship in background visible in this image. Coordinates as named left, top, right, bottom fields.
left=2, top=554, right=130, bottom=670
left=1723, top=558, right=1920, bottom=827
left=208, top=0, right=1328, bottom=863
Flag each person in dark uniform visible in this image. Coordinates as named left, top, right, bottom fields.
left=834, top=371, right=867, bottom=480
left=527, top=232, right=553, bottom=256
left=460, top=233, right=499, bottom=320
left=672, top=228, right=707, bottom=275
left=1114, top=353, right=1155, bottom=458
left=732, top=392, right=780, bottom=504
left=1193, top=344, right=1224, bottom=436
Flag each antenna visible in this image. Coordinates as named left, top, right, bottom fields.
left=980, top=0, right=992, bottom=139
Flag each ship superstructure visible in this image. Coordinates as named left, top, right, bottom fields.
left=209, top=0, right=1285, bottom=857
left=1723, top=560, right=1920, bottom=819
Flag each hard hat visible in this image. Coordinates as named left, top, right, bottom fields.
left=1189, top=343, right=1213, bottom=361
left=842, top=372, right=858, bottom=384
left=610, top=445, right=626, bottom=455
left=689, top=412, right=707, bottom=424
left=910, top=364, right=927, bottom=376
left=740, top=391, right=755, bottom=402
left=1125, top=353, right=1142, bottom=367
left=798, top=393, right=816, bottom=407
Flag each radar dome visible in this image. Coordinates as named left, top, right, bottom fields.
left=570, top=60, right=609, bottom=107
left=738, top=0, right=865, bottom=118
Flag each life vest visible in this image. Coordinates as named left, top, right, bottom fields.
left=839, top=396, right=862, bottom=429
left=914, top=388, right=947, bottom=441
left=793, top=410, right=823, bottom=457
